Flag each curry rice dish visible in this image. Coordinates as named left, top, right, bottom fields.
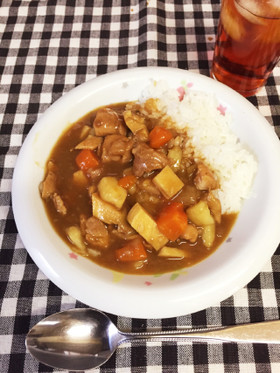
left=40, top=87, right=256, bottom=275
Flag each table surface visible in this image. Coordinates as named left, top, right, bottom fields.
left=1, top=1, right=280, bottom=372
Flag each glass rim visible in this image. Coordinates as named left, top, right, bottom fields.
left=234, top=0, right=280, bottom=20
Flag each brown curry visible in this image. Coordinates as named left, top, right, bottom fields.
left=40, top=99, right=237, bottom=275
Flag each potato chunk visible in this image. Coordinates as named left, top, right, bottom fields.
left=187, top=200, right=215, bottom=226
left=91, top=193, right=125, bottom=225
left=98, top=177, right=127, bottom=209
left=72, top=170, right=88, bottom=187
left=66, top=226, right=87, bottom=255
left=75, top=135, right=103, bottom=151
left=152, top=165, right=184, bottom=199
left=167, top=146, right=182, bottom=170
left=123, top=110, right=149, bottom=141
left=79, top=125, right=91, bottom=139
left=202, top=224, right=215, bottom=248
left=158, top=246, right=186, bottom=258
left=127, top=203, right=168, bottom=251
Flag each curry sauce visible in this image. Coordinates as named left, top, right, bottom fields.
left=40, top=101, right=237, bottom=275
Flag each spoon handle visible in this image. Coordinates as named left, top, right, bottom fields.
left=122, top=320, right=280, bottom=344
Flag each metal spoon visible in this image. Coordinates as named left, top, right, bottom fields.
left=26, top=308, right=280, bottom=371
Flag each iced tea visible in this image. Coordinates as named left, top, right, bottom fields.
left=211, top=0, right=280, bottom=96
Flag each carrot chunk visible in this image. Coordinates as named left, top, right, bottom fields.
left=156, top=202, right=188, bottom=241
left=149, top=126, right=173, bottom=148
left=75, top=149, right=99, bottom=171
left=118, top=175, right=137, bottom=189
left=115, top=238, right=147, bottom=262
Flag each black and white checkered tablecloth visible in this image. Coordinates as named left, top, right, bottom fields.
left=1, top=1, right=280, bottom=372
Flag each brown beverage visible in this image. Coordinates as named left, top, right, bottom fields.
left=211, top=0, right=280, bottom=96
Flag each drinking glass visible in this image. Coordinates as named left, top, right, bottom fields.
left=211, top=0, right=280, bottom=97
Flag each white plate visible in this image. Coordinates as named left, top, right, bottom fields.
left=12, top=67, right=280, bottom=318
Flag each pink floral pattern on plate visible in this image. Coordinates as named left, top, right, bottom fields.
left=177, top=80, right=194, bottom=101
left=217, top=103, right=227, bottom=116
left=69, top=252, right=78, bottom=260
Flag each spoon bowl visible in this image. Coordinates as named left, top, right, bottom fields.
left=26, top=308, right=280, bottom=371
left=26, top=309, right=122, bottom=370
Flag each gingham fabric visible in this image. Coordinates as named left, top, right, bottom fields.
left=1, top=1, right=280, bottom=372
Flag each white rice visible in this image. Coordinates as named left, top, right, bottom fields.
left=141, top=80, right=258, bottom=214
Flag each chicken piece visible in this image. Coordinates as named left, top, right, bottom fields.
left=40, top=161, right=57, bottom=198
left=93, top=108, right=126, bottom=136
left=132, top=143, right=168, bottom=177
left=40, top=161, right=67, bottom=215
left=111, top=221, right=138, bottom=240
left=80, top=215, right=109, bottom=248
left=87, top=168, right=103, bottom=182
left=135, top=179, right=162, bottom=213
left=175, top=184, right=201, bottom=207
left=181, top=224, right=198, bottom=243
left=206, top=192, right=222, bottom=224
left=194, top=162, right=218, bottom=191
left=51, top=193, right=67, bottom=215
left=40, top=170, right=56, bottom=199
left=101, top=134, right=134, bottom=163
left=136, top=178, right=159, bottom=195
